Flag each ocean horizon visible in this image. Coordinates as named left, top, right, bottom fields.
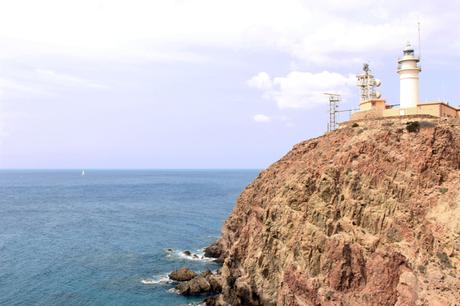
left=0, top=169, right=259, bottom=306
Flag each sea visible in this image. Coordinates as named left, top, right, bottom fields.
left=0, top=170, right=259, bottom=306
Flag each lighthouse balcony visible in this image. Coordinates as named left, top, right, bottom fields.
left=397, top=63, right=421, bottom=71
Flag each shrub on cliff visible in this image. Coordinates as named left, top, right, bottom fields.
left=406, top=121, right=420, bottom=133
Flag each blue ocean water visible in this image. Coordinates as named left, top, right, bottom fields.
left=0, top=170, right=258, bottom=306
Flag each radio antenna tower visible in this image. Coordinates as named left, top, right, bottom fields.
left=356, top=63, right=381, bottom=103
left=324, top=93, right=340, bottom=132
left=324, top=93, right=359, bottom=132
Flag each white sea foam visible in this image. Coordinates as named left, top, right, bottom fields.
left=167, top=288, right=180, bottom=294
left=141, top=275, right=172, bottom=285
left=165, top=248, right=214, bottom=262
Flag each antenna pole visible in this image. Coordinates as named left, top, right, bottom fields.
left=418, top=21, right=421, bottom=60
left=323, top=93, right=358, bottom=132
left=324, top=93, right=341, bottom=132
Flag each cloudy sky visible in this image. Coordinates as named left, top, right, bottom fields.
left=1, top=0, right=459, bottom=168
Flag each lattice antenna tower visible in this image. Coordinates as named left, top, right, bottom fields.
left=356, top=63, right=381, bottom=103
left=324, top=93, right=340, bottom=132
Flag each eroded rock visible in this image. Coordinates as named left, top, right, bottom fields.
left=204, top=241, right=224, bottom=263
left=207, top=117, right=460, bottom=305
left=169, top=268, right=197, bottom=282
left=176, top=272, right=223, bottom=296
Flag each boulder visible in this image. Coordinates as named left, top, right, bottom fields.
left=168, top=268, right=197, bottom=282
left=176, top=271, right=224, bottom=296
left=176, top=276, right=211, bottom=295
left=204, top=241, right=223, bottom=260
left=207, top=275, right=223, bottom=293
left=200, top=270, right=213, bottom=278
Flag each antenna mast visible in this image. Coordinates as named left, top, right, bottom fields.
left=324, top=93, right=340, bottom=132
left=356, top=63, right=381, bottom=102
left=418, top=22, right=421, bottom=60
left=324, top=93, right=359, bottom=132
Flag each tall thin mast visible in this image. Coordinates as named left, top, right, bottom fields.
left=418, top=22, right=421, bottom=60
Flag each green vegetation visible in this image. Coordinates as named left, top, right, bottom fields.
left=440, top=187, right=449, bottom=194
left=417, top=265, right=427, bottom=274
left=406, top=121, right=420, bottom=133
left=436, top=252, right=453, bottom=269
left=387, top=227, right=402, bottom=242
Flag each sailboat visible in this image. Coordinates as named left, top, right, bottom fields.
left=81, top=170, right=85, bottom=176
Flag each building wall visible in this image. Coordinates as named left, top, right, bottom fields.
left=387, top=104, right=441, bottom=117
left=382, top=108, right=404, bottom=117
left=360, top=101, right=373, bottom=111
left=359, top=99, right=386, bottom=112
left=439, top=104, right=458, bottom=117
left=412, top=104, right=440, bottom=117
left=351, top=102, right=459, bottom=121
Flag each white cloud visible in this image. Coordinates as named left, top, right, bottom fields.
left=253, top=114, right=272, bottom=123
left=247, top=72, right=272, bottom=90
left=249, top=71, right=355, bottom=109
left=0, top=1, right=457, bottom=63
left=0, top=70, right=106, bottom=102
left=0, top=77, right=51, bottom=99
left=0, top=78, right=38, bottom=94
left=35, top=69, right=107, bottom=89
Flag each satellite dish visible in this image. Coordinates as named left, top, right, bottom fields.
left=374, top=79, right=381, bottom=87
left=375, top=91, right=382, bottom=99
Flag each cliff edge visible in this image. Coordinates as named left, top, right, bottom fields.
left=207, top=116, right=460, bottom=306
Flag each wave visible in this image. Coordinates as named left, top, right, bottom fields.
left=140, top=274, right=172, bottom=285
left=141, top=248, right=220, bottom=287
left=167, top=288, right=180, bottom=294
left=165, top=248, right=214, bottom=262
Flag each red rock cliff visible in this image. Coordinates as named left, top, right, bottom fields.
left=207, top=116, right=460, bottom=306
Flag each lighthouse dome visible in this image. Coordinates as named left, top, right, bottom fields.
left=403, top=42, right=414, bottom=56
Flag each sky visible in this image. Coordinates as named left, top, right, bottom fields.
left=1, top=0, right=460, bottom=169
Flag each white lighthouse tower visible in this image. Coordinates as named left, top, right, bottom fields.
left=397, top=42, right=421, bottom=108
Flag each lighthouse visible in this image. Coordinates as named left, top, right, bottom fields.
left=350, top=41, right=460, bottom=122
left=397, top=42, right=421, bottom=108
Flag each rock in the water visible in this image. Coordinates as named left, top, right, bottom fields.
left=203, top=295, right=222, bottom=306
left=204, top=242, right=223, bottom=259
left=176, top=271, right=223, bottom=297
left=168, top=268, right=197, bottom=282
left=176, top=276, right=211, bottom=295
left=200, top=270, right=212, bottom=278
left=207, top=275, right=223, bottom=293
left=183, top=250, right=192, bottom=256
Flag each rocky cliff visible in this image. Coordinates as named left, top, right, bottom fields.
left=207, top=116, right=460, bottom=306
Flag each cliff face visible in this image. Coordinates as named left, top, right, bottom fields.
left=209, top=117, right=460, bottom=306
